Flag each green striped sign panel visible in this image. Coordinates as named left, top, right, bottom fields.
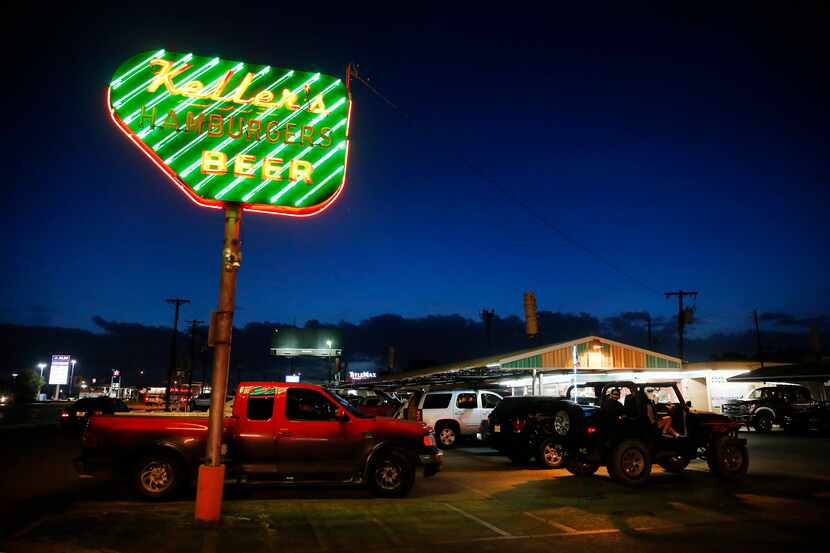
left=107, top=50, right=351, bottom=216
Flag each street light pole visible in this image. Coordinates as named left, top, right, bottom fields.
left=68, top=360, right=77, bottom=397
left=37, top=363, right=47, bottom=400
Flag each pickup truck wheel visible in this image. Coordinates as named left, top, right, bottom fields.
left=565, top=458, right=600, bottom=476
left=608, top=440, right=652, bottom=486
left=753, top=412, right=773, bottom=433
left=435, top=423, right=458, bottom=449
left=369, top=449, right=414, bottom=498
left=658, top=455, right=690, bottom=473
left=538, top=439, right=566, bottom=469
left=134, top=454, right=183, bottom=500
left=708, top=437, right=749, bottom=480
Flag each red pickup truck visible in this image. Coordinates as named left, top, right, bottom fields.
left=76, top=382, right=442, bottom=499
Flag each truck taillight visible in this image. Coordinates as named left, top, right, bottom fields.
left=423, top=433, right=436, bottom=447
left=60, top=411, right=69, bottom=419
left=586, top=426, right=597, bottom=434
left=512, top=418, right=526, bottom=433
left=416, top=409, right=423, bottom=422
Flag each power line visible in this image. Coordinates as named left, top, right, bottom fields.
left=348, top=64, right=661, bottom=296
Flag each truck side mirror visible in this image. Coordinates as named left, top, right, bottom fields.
left=686, top=401, right=692, bottom=408
left=335, top=408, right=349, bottom=422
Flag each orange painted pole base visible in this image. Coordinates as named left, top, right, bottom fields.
left=195, top=464, right=226, bottom=523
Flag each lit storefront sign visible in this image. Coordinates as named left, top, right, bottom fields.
left=348, top=371, right=376, bottom=381
left=107, top=50, right=351, bottom=216
left=48, top=355, right=70, bottom=385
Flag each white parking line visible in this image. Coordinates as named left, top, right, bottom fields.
left=523, top=511, right=579, bottom=533
left=442, top=502, right=512, bottom=537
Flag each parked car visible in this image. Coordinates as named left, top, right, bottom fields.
left=189, top=392, right=234, bottom=411
left=348, top=391, right=401, bottom=417
left=481, top=396, right=572, bottom=467
left=782, top=400, right=830, bottom=434
left=76, top=382, right=442, bottom=499
left=60, top=396, right=130, bottom=432
left=398, top=389, right=503, bottom=448
left=722, top=384, right=816, bottom=432
left=539, top=381, right=748, bottom=486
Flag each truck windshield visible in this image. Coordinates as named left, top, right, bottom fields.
left=326, top=389, right=373, bottom=418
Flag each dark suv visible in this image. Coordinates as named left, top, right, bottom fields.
left=481, top=397, right=568, bottom=468
left=722, top=384, right=814, bottom=432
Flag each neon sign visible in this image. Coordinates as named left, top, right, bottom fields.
left=107, top=50, right=351, bottom=216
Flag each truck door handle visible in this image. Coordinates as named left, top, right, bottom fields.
left=278, top=429, right=292, bottom=436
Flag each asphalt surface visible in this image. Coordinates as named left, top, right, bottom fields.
left=2, top=427, right=829, bottom=552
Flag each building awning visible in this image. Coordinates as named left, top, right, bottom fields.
left=727, top=361, right=830, bottom=383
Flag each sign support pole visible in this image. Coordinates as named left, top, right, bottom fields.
left=195, top=203, right=242, bottom=523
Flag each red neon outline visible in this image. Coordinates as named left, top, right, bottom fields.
left=106, top=80, right=351, bottom=217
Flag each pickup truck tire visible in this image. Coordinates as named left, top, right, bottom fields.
left=537, top=439, right=566, bottom=469
left=707, top=436, right=748, bottom=480
left=565, top=458, right=600, bottom=476
left=608, top=439, right=652, bottom=486
left=435, top=422, right=459, bottom=449
left=753, top=412, right=773, bottom=433
left=368, top=449, right=414, bottom=498
left=133, top=453, right=184, bottom=500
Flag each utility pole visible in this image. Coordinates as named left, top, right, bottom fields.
left=186, top=319, right=204, bottom=405
left=753, top=310, right=764, bottom=368
left=664, top=290, right=698, bottom=365
left=165, top=298, right=190, bottom=411
left=481, top=309, right=495, bottom=352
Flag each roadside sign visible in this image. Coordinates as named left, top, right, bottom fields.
left=48, top=355, right=70, bottom=385
left=107, top=49, right=351, bottom=216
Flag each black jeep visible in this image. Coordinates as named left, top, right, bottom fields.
left=543, top=381, right=749, bottom=486
left=481, top=396, right=569, bottom=468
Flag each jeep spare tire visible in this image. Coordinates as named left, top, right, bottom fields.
left=553, top=409, right=572, bottom=437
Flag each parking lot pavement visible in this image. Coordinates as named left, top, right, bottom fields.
left=5, top=431, right=830, bottom=553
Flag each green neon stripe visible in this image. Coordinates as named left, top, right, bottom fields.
left=269, top=141, right=345, bottom=203
left=213, top=100, right=346, bottom=198
left=295, top=166, right=344, bottom=206
left=242, top=118, right=347, bottom=202
left=124, top=58, right=219, bottom=124
left=180, top=74, right=323, bottom=177
left=111, top=49, right=165, bottom=88
left=114, top=53, right=193, bottom=108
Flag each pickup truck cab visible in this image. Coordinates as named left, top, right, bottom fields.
left=77, top=382, right=442, bottom=499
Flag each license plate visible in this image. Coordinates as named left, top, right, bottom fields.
left=75, top=411, right=85, bottom=417
left=493, top=424, right=500, bottom=432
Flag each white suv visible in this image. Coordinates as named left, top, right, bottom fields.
left=405, top=390, right=503, bottom=448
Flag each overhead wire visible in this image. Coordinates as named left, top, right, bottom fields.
left=348, top=64, right=662, bottom=296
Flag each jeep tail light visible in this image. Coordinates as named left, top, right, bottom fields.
left=512, top=418, right=526, bottom=433
left=586, top=426, right=597, bottom=434
left=423, top=433, right=436, bottom=447
left=416, top=409, right=423, bottom=422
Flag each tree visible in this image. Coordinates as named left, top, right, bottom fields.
left=12, top=369, right=44, bottom=403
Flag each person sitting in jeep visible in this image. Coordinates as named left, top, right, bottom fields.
left=645, top=388, right=680, bottom=437
left=601, top=388, right=626, bottom=421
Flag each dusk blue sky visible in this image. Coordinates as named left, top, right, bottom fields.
left=5, top=3, right=828, bottom=335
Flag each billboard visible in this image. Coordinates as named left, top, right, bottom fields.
left=49, top=355, right=71, bottom=385
left=107, top=49, right=351, bottom=216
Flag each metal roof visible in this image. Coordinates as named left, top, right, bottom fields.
left=371, top=335, right=682, bottom=387
left=727, top=361, right=830, bottom=383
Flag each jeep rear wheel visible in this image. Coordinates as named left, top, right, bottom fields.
left=435, top=423, right=458, bottom=449
left=538, top=439, right=566, bottom=469
left=753, top=412, right=773, bottom=433
left=608, top=440, right=652, bottom=486
left=368, top=449, right=414, bottom=497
